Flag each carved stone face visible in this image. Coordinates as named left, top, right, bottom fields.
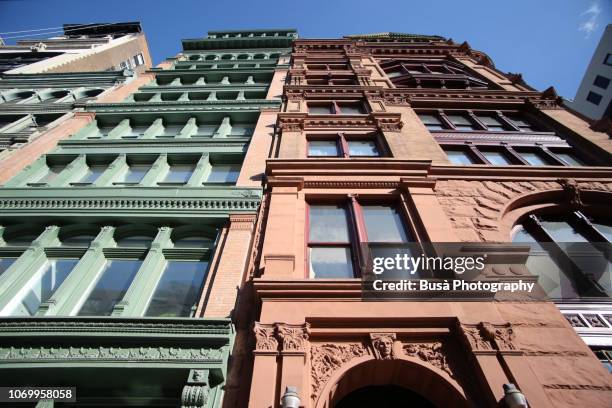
left=376, top=336, right=393, bottom=358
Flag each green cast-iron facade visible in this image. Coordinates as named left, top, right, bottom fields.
left=0, top=29, right=296, bottom=407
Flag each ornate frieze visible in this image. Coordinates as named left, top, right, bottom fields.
left=403, top=342, right=453, bottom=377
left=310, top=342, right=368, bottom=400
left=457, top=322, right=517, bottom=353
left=252, top=322, right=311, bottom=353
left=0, top=346, right=224, bottom=362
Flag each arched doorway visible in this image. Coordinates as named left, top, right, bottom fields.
left=335, top=385, right=436, bottom=408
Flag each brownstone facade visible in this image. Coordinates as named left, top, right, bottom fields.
left=225, top=34, right=612, bottom=407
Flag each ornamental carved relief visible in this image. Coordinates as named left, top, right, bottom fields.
left=277, top=323, right=310, bottom=352
left=0, top=346, right=223, bottom=361
left=370, top=332, right=396, bottom=360
left=310, top=342, right=368, bottom=400
left=434, top=179, right=612, bottom=242
left=403, top=342, right=453, bottom=377
left=253, top=322, right=277, bottom=352
left=457, top=322, right=517, bottom=352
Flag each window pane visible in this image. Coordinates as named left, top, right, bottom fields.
left=520, top=151, right=549, bottom=166
left=338, top=104, right=365, bottom=114
left=207, top=165, right=240, bottom=183
left=482, top=151, right=511, bottom=165
left=0, top=258, right=16, bottom=278
left=309, top=105, right=333, bottom=115
left=309, top=205, right=350, bottom=242
left=116, top=235, right=153, bottom=247
left=592, top=222, right=612, bottom=241
left=78, top=260, right=141, bottom=316
left=309, top=247, right=354, bottom=278
left=446, top=114, right=474, bottom=130
left=160, top=125, right=182, bottom=137
left=418, top=114, right=445, bottom=130
left=10, top=259, right=78, bottom=316
left=195, top=124, right=216, bottom=137
left=555, top=152, right=584, bottom=166
left=79, top=165, right=106, bottom=184
left=145, top=261, right=208, bottom=317
left=507, top=116, right=535, bottom=131
left=122, top=165, right=150, bottom=183
left=362, top=205, right=409, bottom=242
left=37, top=165, right=64, bottom=184
left=174, top=236, right=211, bottom=248
left=229, top=124, right=254, bottom=136
left=478, top=115, right=505, bottom=131
left=347, top=140, right=379, bottom=156
left=163, top=164, right=194, bottom=183
left=61, top=234, right=96, bottom=247
left=540, top=220, right=589, bottom=242
left=309, top=140, right=339, bottom=156
left=445, top=149, right=476, bottom=165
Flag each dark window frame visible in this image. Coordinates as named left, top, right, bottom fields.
left=306, top=132, right=387, bottom=158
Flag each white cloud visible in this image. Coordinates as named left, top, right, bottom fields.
left=579, top=1, right=601, bottom=38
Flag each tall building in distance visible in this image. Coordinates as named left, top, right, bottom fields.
left=0, top=22, right=152, bottom=74
left=0, top=25, right=611, bottom=408
left=567, top=24, right=612, bottom=124
left=0, top=27, right=295, bottom=407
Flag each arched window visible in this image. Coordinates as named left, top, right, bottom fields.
left=116, top=234, right=155, bottom=247
left=188, top=55, right=201, bottom=61
left=173, top=236, right=211, bottom=248
left=512, top=211, right=611, bottom=299
left=60, top=234, right=96, bottom=247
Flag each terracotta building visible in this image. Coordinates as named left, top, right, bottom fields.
left=231, top=33, right=612, bottom=408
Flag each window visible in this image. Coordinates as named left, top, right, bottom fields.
left=206, top=165, right=240, bottom=183
left=307, top=134, right=383, bottom=158
left=174, top=236, right=210, bottom=248
left=554, top=151, right=585, bottom=166
left=61, top=234, right=96, bottom=247
left=145, top=261, right=208, bottom=317
left=118, top=165, right=150, bottom=184
left=229, top=124, right=254, bottom=136
left=604, top=53, right=612, bottom=66
left=337, top=103, right=366, bottom=115
left=9, top=259, right=78, bottom=316
left=593, top=75, right=610, bottom=90
left=77, top=165, right=106, bottom=185
left=516, top=150, right=552, bottom=166
left=587, top=91, right=603, bottom=105
left=308, top=104, right=334, bottom=115
left=116, top=235, right=154, bottom=247
left=446, top=114, right=475, bottom=131
left=512, top=212, right=611, bottom=299
left=418, top=114, right=446, bottom=130
left=133, top=53, right=145, bottom=66
left=481, top=150, right=512, bottom=165
left=477, top=115, right=506, bottom=131
left=162, top=164, right=194, bottom=184
left=444, top=148, right=477, bottom=165
left=77, top=260, right=141, bottom=316
left=308, top=205, right=354, bottom=279
left=347, top=140, right=379, bottom=157
left=35, top=165, right=65, bottom=185
left=308, top=102, right=367, bottom=115
left=307, top=201, right=412, bottom=279
left=308, top=140, right=339, bottom=157
left=0, top=258, right=16, bottom=277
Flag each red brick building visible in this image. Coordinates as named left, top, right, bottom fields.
left=224, top=33, right=612, bottom=408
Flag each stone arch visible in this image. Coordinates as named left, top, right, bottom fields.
left=500, top=184, right=612, bottom=240
left=314, top=355, right=469, bottom=408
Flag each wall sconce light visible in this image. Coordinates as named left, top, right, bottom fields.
left=281, top=386, right=301, bottom=408
left=503, top=383, right=528, bottom=408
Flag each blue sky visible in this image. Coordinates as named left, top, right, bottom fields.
left=1, top=0, right=610, bottom=99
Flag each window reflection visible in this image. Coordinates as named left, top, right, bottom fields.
left=78, top=260, right=141, bottom=316
left=145, top=261, right=208, bottom=317
left=10, top=259, right=78, bottom=316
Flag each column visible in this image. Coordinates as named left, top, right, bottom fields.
left=177, top=117, right=197, bottom=138
left=186, top=153, right=211, bottom=186
left=249, top=323, right=280, bottom=408
left=112, top=227, right=172, bottom=316
left=42, top=226, right=115, bottom=316
left=278, top=323, right=310, bottom=408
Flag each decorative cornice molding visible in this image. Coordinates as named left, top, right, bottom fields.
left=276, top=112, right=403, bottom=132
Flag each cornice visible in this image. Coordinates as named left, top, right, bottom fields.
left=57, top=137, right=251, bottom=150
left=80, top=100, right=280, bottom=113
left=154, top=67, right=276, bottom=75
left=0, top=187, right=262, bottom=216
left=0, top=103, right=73, bottom=114
left=139, top=84, right=269, bottom=93
left=276, top=112, right=403, bottom=132
left=428, top=165, right=612, bottom=181
left=381, top=89, right=558, bottom=108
